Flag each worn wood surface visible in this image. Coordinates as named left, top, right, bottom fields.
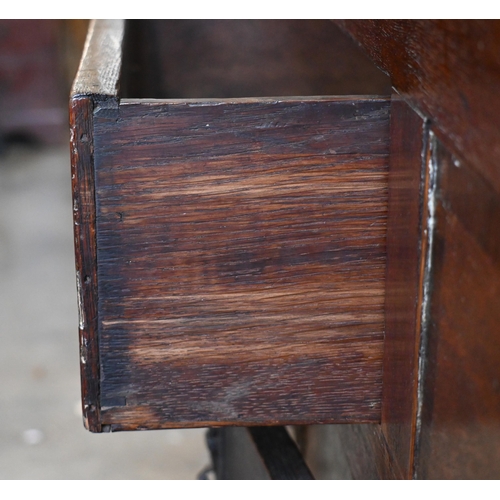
left=70, top=19, right=500, bottom=477
left=336, top=20, right=500, bottom=195
left=416, top=141, right=500, bottom=479
left=309, top=99, right=430, bottom=480
left=92, top=97, right=389, bottom=429
left=209, top=427, right=314, bottom=480
left=72, top=19, right=392, bottom=433
left=71, top=19, right=123, bottom=98
left=120, top=20, right=391, bottom=99
left=70, top=18, right=127, bottom=432
left=70, top=96, right=101, bottom=432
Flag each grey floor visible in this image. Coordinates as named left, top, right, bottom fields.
left=0, top=145, right=210, bottom=479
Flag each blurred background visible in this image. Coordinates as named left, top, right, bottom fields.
left=0, top=19, right=209, bottom=480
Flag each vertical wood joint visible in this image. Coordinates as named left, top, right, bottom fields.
left=412, top=129, right=438, bottom=478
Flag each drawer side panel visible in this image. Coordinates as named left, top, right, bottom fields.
left=93, top=97, right=389, bottom=429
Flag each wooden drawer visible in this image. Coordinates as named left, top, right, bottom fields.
left=71, top=20, right=391, bottom=432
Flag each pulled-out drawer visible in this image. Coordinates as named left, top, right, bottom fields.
left=70, top=20, right=391, bottom=432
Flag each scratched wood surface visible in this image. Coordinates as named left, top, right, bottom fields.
left=70, top=19, right=124, bottom=432
left=70, top=95, right=101, bottom=431
left=92, top=97, right=389, bottom=429
left=71, top=19, right=123, bottom=97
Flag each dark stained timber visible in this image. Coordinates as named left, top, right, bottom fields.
left=120, top=20, right=391, bottom=99
left=92, top=97, right=390, bottom=430
left=336, top=20, right=500, bottom=195
left=70, top=96, right=101, bottom=432
left=70, top=19, right=124, bottom=433
left=307, top=99, right=430, bottom=480
left=338, top=19, right=500, bottom=480
left=416, top=142, right=500, bottom=479
left=381, top=97, right=429, bottom=479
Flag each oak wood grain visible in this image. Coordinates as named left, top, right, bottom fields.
left=92, top=97, right=389, bottom=429
left=305, top=98, right=431, bottom=480
left=72, top=19, right=393, bottom=432
left=71, top=19, right=123, bottom=98
left=70, top=96, right=101, bottom=432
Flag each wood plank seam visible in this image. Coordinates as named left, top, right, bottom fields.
left=412, top=129, right=438, bottom=479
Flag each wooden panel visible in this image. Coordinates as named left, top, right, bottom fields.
left=336, top=20, right=500, bottom=194
left=120, top=20, right=391, bottom=99
left=209, top=427, right=314, bottom=480
left=416, top=141, right=500, bottom=479
left=307, top=100, right=430, bottom=480
left=92, top=96, right=389, bottom=429
left=380, top=97, right=429, bottom=479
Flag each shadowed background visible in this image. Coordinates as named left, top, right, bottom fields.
left=0, top=19, right=209, bottom=480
